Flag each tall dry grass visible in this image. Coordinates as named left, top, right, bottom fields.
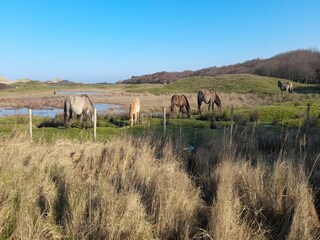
left=0, top=128, right=320, bottom=239
left=0, top=133, right=203, bottom=239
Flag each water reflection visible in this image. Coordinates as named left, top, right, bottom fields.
left=0, top=103, right=123, bottom=118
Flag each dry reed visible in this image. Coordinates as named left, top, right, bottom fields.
left=0, top=129, right=320, bottom=239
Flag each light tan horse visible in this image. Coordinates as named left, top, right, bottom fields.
left=64, top=94, right=94, bottom=129
left=278, top=81, right=293, bottom=96
left=197, top=89, right=221, bottom=114
left=129, top=98, right=140, bottom=127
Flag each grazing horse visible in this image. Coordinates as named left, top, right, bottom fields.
left=197, top=89, right=221, bottom=114
left=278, top=81, right=293, bottom=96
left=170, top=94, right=191, bottom=117
left=64, top=94, right=94, bottom=129
left=129, top=98, right=140, bottom=127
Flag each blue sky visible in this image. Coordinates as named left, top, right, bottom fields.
left=0, top=0, right=319, bottom=83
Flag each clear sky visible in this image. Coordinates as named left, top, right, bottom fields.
left=0, top=0, right=319, bottom=83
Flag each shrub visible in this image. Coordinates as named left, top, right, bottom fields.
left=249, top=110, right=260, bottom=122
left=210, top=118, right=217, bottom=129
left=215, top=109, right=228, bottom=121
left=272, top=114, right=282, bottom=125
left=234, top=113, right=248, bottom=126
left=38, top=117, right=64, bottom=128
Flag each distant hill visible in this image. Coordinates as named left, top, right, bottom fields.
left=0, top=76, right=32, bottom=85
left=118, top=49, right=320, bottom=84
left=46, top=79, right=79, bottom=86
left=0, top=77, right=80, bottom=89
left=0, top=76, right=12, bottom=84
left=118, top=70, right=193, bottom=84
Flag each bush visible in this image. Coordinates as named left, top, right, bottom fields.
left=234, top=113, right=248, bottom=126
left=249, top=110, right=260, bottom=122
left=210, top=118, right=217, bottom=129
left=214, top=109, right=229, bottom=121
left=38, top=117, right=64, bottom=128
left=272, top=114, right=282, bottom=125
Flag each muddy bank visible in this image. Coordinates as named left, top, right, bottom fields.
left=0, top=96, right=65, bottom=109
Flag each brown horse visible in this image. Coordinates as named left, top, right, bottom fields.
left=197, top=89, right=221, bottom=114
left=278, top=81, right=293, bottom=96
left=129, top=98, right=140, bottom=127
left=170, top=94, right=191, bottom=117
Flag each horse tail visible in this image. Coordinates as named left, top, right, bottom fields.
left=170, top=95, right=175, bottom=112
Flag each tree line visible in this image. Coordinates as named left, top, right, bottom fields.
left=119, top=49, right=320, bottom=84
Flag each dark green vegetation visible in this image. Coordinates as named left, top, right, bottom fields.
left=120, top=49, right=320, bottom=84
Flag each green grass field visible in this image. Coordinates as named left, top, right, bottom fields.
left=1, top=73, right=320, bottom=143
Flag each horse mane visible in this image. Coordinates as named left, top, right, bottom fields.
left=215, top=94, right=221, bottom=107
left=182, top=94, right=190, bottom=110
left=81, top=94, right=94, bottom=109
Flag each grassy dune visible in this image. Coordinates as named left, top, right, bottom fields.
left=128, top=74, right=320, bottom=95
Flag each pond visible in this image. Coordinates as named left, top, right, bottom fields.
left=56, top=91, right=102, bottom=95
left=0, top=103, right=124, bottom=118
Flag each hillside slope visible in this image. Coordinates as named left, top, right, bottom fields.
left=119, top=49, right=320, bottom=84
left=126, top=74, right=316, bottom=95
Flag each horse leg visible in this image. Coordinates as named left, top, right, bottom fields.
left=170, top=105, right=174, bottom=118
left=198, top=103, right=201, bottom=115
left=64, top=112, right=68, bottom=128
left=82, top=114, right=87, bottom=129
left=136, top=111, right=140, bottom=124
left=68, top=111, right=74, bottom=127
left=208, top=103, right=210, bottom=112
left=179, top=106, right=183, bottom=117
left=129, top=114, right=133, bottom=127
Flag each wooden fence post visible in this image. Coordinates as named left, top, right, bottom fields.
left=230, top=106, right=234, bottom=145
left=28, top=109, right=32, bottom=141
left=93, top=108, right=97, bottom=140
left=163, top=107, right=166, bottom=135
left=306, top=106, right=310, bottom=131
